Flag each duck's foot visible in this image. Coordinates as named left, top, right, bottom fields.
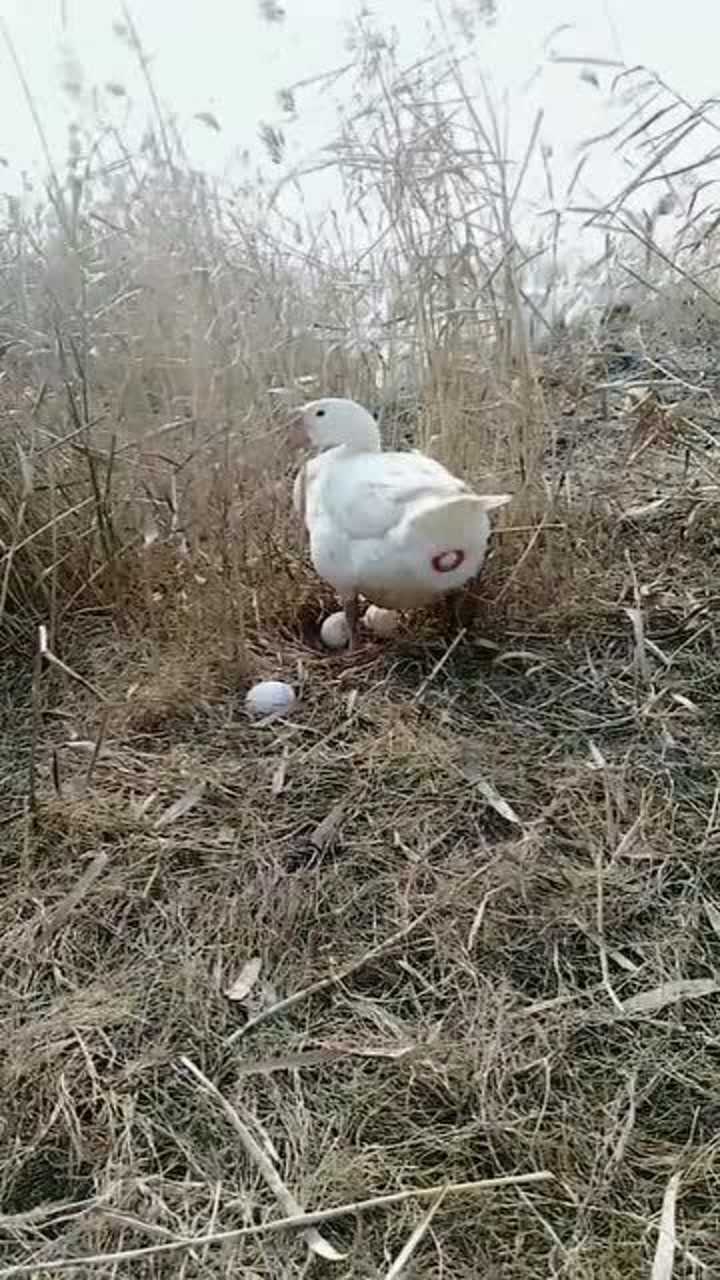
left=341, top=594, right=361, bottom=651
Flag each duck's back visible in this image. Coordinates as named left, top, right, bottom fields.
left=314, top=449, right=469, bottom=539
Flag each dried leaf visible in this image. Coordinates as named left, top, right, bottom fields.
left=304, top=1229, right=345, bottom=1262
left=16, top=441, right=34, bottom=498
left=310, top=801, right=346, bottom=850
left=321, top=1038, right=414, bottom=1061
left=608, top=948, right=640, bottom=974
left=495, top=649, right=546, bottom=665
left=271, top=750, right=288, bottom=796
left=234, top=1048, right=345, bottom=1077
left=619, top=498, right=670, bottom=523
left=225, top=957, right=263, bottom=1003
left=460, top=757, right=522, bottom=826
left=624, top=606, right=650, bottom=682
left=153, top=782, right=206, bottom=830
left=622, top=978, right=718, bottom=1016
left=468, top=886, right=503, bottom=950
left=650, top=1171, right=681, bottom=1280
left=671, top=693, right=701, bottom=715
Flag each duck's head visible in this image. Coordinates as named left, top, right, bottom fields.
left=291, top=397, right=381, bottom=453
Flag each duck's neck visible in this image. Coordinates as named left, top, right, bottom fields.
left=335, top=437, right=381, bottom=456
left=332, top=423, right=382, bottom=454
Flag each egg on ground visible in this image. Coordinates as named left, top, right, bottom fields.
left=364, top=605, right=400, bottom=637
left=320, top=610, right=350, bottom=650
left=245, top=680, right=296, bottom=719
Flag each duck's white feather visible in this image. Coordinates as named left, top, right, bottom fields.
left=299, top=448, right=468, bottom=540
left=293, top=399, right=510, bottom=611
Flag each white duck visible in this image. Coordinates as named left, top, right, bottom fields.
left=292, top=397, right=510, bottom=647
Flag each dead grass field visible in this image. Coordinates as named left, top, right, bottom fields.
left=2, top=350, right=720, bottom=1277
left=2, top=12, right=720, bottom=1275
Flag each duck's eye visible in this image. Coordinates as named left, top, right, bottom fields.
left=316, top=409, right=325, bottom=417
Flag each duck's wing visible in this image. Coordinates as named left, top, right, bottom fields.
left=322, top=451, right=469, bottom=540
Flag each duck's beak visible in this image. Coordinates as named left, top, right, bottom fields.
left=288, top=408, right=308, bottom=449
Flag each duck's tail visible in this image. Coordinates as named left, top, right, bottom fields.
left=405, top=493, right=511, bottom=546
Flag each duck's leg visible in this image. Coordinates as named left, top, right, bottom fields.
left=444, top=568, right=487, bottom=631
left=442, top=589, right=463, bottom=632
left=342, top=594, right=360, bottom=650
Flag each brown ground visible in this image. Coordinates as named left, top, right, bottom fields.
left=2, top=334, right=720, bottom=1277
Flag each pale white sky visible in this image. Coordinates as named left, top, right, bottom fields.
left=1, top=0, right=718, bottom=257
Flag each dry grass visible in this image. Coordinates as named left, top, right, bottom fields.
left=2, top=9, right=720, bottom=1277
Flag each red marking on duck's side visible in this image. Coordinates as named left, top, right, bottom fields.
left=431, top=548, right=465, bottom=573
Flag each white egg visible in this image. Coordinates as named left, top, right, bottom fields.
left=363, top=605, right=400, bottom=638
left=320, top=610, right=350, bottom=650
left=245, top=680, right=296, bottom=720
